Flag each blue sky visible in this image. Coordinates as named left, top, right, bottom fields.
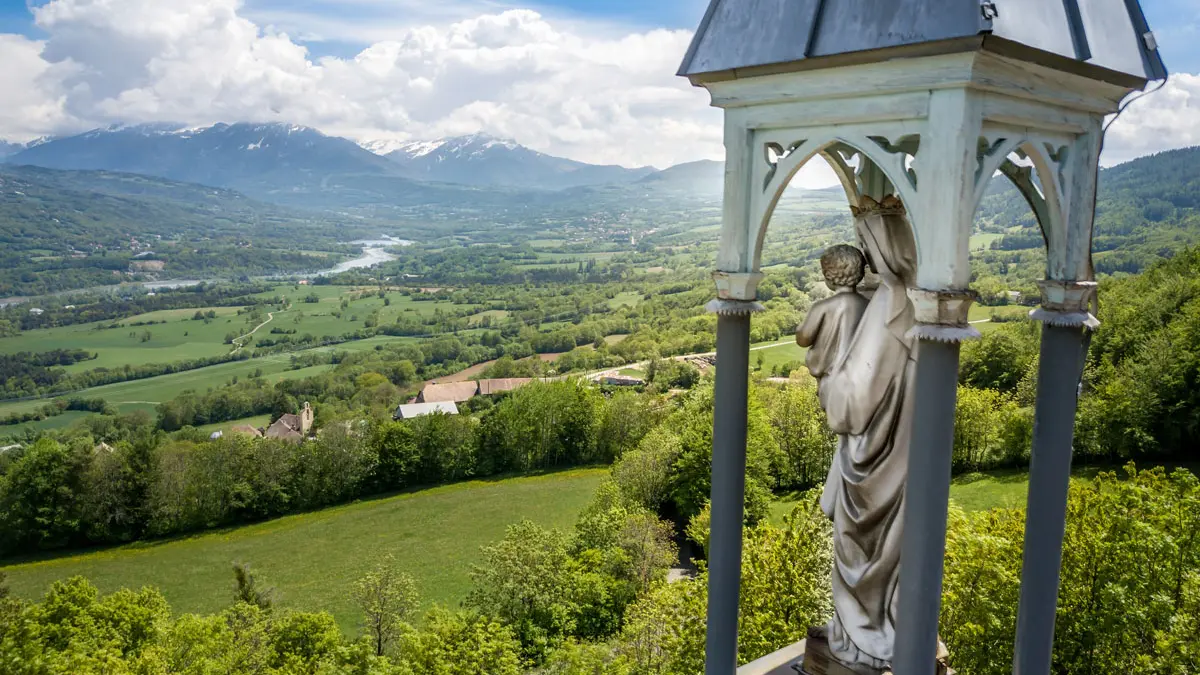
left=0, top=0, right=1193, bottom=72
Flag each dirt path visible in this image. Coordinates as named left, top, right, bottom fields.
left=584, top=339, right=796, bottom=382
left=231, top=311, right=277, bottom=354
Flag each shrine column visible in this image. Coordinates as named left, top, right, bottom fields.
left=894, top=291, right=978, bottom=675
left=893, top=88, right=981, bottom=675
left=705, top=271, right=762, bottom=675
left=1011, top=282, right=1096, bottom=675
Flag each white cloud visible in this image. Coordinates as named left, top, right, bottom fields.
left=0, top=34, right=75, bottom=140
left=2, top=0, right=1194, bottom=179
left=1104, top=74, right=1200, bottom=165
left=3, top=0, right=724, bottom=170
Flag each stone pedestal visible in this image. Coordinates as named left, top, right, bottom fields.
left=797, top=631, right=954, bottom=675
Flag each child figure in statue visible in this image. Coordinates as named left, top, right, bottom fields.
left=797, top=244, right=869, bottom=385
left=795, top=244, right=868, bottom=525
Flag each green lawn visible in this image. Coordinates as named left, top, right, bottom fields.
left=196, top=414, right=273, bottom=435
left=752, top=341, right=807, bottom=375
left=0, top=306, right=246, bottom=371
left=1, top=468, right=606, bottom=632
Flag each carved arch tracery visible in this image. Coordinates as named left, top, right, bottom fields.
left=971, top=133, right=1075, bottom=259
left=750, top=132, right=923, bottom=272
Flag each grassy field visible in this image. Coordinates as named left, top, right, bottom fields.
left=0, top=306, right=247, bottom=371
left=970, top=232, right=1005, bottom=250
left=753, top=341, right=807, bottom=374
left=0, top=284, right=465, bottom=375
left=0, top=359, right=335, bottom=435
left=1, top=468, right=607, bottom=632
left=607, top=292, right=642, bottom=310
left=769, top=466, right=1108, bottom=524
left=968, top=304, right=1028, bottom=322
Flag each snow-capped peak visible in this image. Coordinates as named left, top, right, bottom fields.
left=360, top=133, right=522, bottom=160
left=359, top=138, right=446, bottom=158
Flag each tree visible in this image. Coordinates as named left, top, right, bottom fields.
left=612, top=427, right=682, bottom=510
left=760, top=380, right=835, bottom=489
left=0, top=438, right=91, bottom=553
left=233, top=562, right=275, bottom=610
left=401, top=607, right=522, bottom=675
left=354, top=553, right=420, bottom=656
left=466, top=520, right=580, bottom=661
left=617, top=512, right=677, bottom=591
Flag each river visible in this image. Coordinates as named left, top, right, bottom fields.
left=0, top=237, right=413, bottom=307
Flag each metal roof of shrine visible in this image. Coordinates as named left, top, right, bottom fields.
left=678, top=0, right=1167, bottom=85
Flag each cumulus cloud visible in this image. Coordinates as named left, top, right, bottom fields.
left=3, top=0, right=724, bottom=169
left=1, top=0, right=1195, bottom=176
left=1104, top=74, right=1200, bottom=165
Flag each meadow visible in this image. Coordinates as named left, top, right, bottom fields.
left=769, top=466, right=1085, bottom=524
left=0, top=284, right=468, bottom=374
left=0, top=359, right=336, bottom=433
left=0, top=468, right=607, bottom=633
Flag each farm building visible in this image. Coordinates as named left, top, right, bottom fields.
left=265, top=402, right=314, bottom=442
left=416, top=381, right=480, bottom=403
left=393, top=401, right=459, bottom=420
left=477, top=378, right=532, bottom=395
left=417, top=378, right=538, bottom=403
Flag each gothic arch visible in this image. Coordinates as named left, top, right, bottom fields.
left=749, top=134, right=922, bottom=275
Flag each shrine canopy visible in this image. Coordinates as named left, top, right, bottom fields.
left=678, top=0, right=1167, bottom=86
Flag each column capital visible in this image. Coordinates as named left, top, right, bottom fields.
left=906, top=288, right=981, bottom=343
left=713, top=271, right=763, bottom=301
left=1030, top=280, right=1099, bottom=330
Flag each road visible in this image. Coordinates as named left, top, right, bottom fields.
left=231, top=311, right=278, bottom=354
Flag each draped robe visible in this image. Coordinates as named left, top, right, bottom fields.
left=814, top=207, right=918, bottom=668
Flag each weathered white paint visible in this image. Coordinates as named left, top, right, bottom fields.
left=700, top=49, right=1135, bottom=298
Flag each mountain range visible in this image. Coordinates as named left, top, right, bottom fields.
left=1, top=124, right=712, bottom=208
left=363, top=133, right=657, bottom=189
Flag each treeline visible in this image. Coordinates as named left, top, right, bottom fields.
left=0, top=397, right=112, bottom=427
left=0, top=282, right=274, bottom=332
left=0, top=351, right=251, bottom=401
left=0, top=349, right=95, bottom=394
left=957, top=247, right=1200, bottom=463
left=0, top=382, right=664, bottom=556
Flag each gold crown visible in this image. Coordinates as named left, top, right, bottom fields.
left=850, top=195, right=906, bottom=218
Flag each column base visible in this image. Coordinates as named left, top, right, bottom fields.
left=797, top=633, right=955, bottom=675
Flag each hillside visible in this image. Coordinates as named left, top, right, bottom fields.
left=0, top=165, right=387, bottom=296
left=0, top=469, right=607, bottom=632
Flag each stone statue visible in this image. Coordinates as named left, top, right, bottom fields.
left=797, top=195, right=918, bottom=673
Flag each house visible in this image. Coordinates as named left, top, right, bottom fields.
left=393, top=402, right=459, bottom=420
left=477, top=378, right=532, bottom=396
left=230, top=424, right=264, bottom=438
left=417, top=381, right=480, bottom=404
left=28, top=308, right=43, bottom=315
left=265, top=402, right=314, bottom=442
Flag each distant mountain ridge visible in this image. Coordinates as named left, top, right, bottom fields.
left=7, top=122, right=401, bottom=189
left=360, top=133, right=656, bottom=189
left=5, top=124, right=700, bottom=206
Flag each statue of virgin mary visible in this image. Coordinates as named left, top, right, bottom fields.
left=812, top=195, right=918, bottom=671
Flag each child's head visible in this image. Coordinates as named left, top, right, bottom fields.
left=820, top=244, right=866, bottom=291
